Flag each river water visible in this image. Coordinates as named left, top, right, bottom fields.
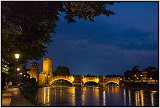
left=36, top=86, right=158, bottom=106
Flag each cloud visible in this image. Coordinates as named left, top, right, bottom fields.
left=51, top=37, right=158, bottom=75
left=56, top=18, right=158, bottom=51
left=45, top=2, right=158, bottom=75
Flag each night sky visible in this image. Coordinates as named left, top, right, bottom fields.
left=27, top=2, right=158, bottom=76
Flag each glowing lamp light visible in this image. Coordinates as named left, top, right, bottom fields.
left=17, top=68, right=20, bottom=71
left=14, top=53, right=20, bottom=59
left=20, top=73, right=22, bottom=75
left=24, top=75, right=26, bottom=77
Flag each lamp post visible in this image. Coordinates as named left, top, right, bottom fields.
left=14, top=52, right=20, bottom=85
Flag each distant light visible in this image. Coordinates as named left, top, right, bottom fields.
left=14, top=53, right=20, bottom=59
left=140, top=75, right=143, bottom=76
left=20, top=73, right=22, bottom=75
left=24, top=75, right=26, bottom=77
left=150, top=77, right=152, bottom=80
left=17, top=68, right=20, bottom=71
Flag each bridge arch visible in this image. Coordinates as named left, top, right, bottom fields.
left=83, top=77, right=99, bottom=85
left=83, top=81, right=99, bottom=85
left=49, top=76, right=74, bottom=85
left=104, top=81, right=119, bottom=86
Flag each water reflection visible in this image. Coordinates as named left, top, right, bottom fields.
left=150, top=91, right=157, bottom=106
left=103, top=90, right=106, bottom=106
left=123, top=89, right=126, bottom=106
left=37, top=86, right=158, bottom=106
left=128, top=90, right=131, bottom=106
left=140, top=90, right=144, bottom=106
left=81, top=87, right=100, bottom=106
left=37, top=87, right=50, bottom=105
left=123, top=88, right=158, bottom=106
left=135, top=91, right=140, bottom=106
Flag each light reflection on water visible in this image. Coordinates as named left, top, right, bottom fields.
left=37, top=86, right=158, bottom=106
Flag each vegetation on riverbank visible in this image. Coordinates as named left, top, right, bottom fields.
left=121, top=81, right=159, bottom=90
left=19, top=78, right=38, bottom=105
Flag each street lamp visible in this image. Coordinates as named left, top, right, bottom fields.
left=14, top=52, right=21, bottom=85
left=17, top=68, right=20, bottom=71
left=14, top=53, right=20, bottom=60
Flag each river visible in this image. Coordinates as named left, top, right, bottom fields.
left=36, top=86, right=158, bottom=106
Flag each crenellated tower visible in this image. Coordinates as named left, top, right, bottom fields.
left=42, top=58, right=52, bottom=76
left=38, top=58, right=53, bottom=86
left=28, top=62, right=39, bottom=81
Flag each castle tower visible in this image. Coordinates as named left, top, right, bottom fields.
left=38, top=58, right=53, bottom=86
left=28, top=62, right=39, bottom=81
left=42, top=58, right=53, bottom=76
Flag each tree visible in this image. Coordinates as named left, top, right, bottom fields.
left=53, top=65, right=70, bottom=76
left=123, top=66, right=141, bottom=81
left=152, top=69, right=158, bottom=81
left=143, top=66, right=158, bottom=80
left=124, top=70, right=132, bottom=80
left=2, top=2, right=116, bottom=72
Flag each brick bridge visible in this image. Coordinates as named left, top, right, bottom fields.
left=39, top=75, right=122, bottom=87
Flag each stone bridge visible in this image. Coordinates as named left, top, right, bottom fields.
left=39, top=75, right=122, bottom=87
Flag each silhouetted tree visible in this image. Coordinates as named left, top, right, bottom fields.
left=2, top=2, right=116, bottom=70
left=124, top=70, right=132, bottom=80
left=152, top=69, right=159, bottom=80
left=53, top=65, right=70, bottom=76
left=124, top=66, right=141, bottom=81
left=143, top=66, right=158, bottom=80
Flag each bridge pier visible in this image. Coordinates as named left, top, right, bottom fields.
left=73, top=83, right=83, bottom=87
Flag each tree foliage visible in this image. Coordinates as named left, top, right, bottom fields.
left=143, top=66, right=158, bottom=80
left=124, top=66, right=141, bottom=81
left=2, top=2, right=116, bottom=70
left=124, top=66, right=158, bottom=81
left=53, top=65, right=70, bottom=76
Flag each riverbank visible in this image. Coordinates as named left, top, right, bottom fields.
left=2, top=87, right=34, bottom=106
left=19, top=83, right=38, bottom=105
left=121, top=81, right=159, bottom=90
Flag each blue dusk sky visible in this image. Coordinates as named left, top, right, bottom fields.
left=27, top=2, right=158, bottom=76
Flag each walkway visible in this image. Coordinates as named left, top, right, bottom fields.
left=2, top=88, right=13, bottom=106
left=2, top=87, right=34, bottom=106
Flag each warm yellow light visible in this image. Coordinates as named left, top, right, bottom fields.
left=72, top=77, right=74, bottom=81
left=17, top=68, right=20, bottom=71
left=20, top=72, right=22, bottom=75
left=14, top=53, right=20, bottom=59
left=24, top=75, right=26, bottom=77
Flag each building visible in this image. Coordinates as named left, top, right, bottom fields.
left=38, top=58, right=53, bottom=86
left=27, top=62, right=39, bottom=81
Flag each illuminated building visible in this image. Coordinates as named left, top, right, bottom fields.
left=28, top=62, right=39, bottom=81
left=38, top=58, right=53, bottom=86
